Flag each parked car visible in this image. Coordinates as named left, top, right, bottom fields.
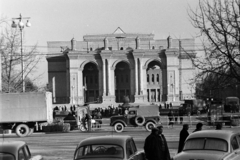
left=110, top=104, right=160, bottom=132
left=173, top=130, right=240, bottom=160
left=0, top=141, right=43, bottom=160
left=73, top=135, right=145, bottom=160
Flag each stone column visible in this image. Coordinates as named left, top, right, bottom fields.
left=156, top=89, right=158, bottom=102
left=78, top=69, right=83, bottom=103
left=103, top=59, right=106, bottom=96
left=110, top=67, right=115, bottom=96
left=142, top=66, right=147, bottom=95
left=107, top=60, right=111, bottom=96
left=135, top=58, right=138, bottom=95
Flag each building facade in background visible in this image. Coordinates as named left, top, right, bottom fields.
left=47, top=28, right=196, bottom=105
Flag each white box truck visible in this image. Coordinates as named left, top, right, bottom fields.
left=0, top=92, right=53, bottom=137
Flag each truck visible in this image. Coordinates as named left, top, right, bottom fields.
left=0, top=92, right=53, bottom=137
left=110, top=104, right=160, bottom=133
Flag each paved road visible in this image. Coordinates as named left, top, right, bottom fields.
left=1, top=118, right=239, bottom=160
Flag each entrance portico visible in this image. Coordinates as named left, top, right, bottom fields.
left=47, top=28, right=196, bottom=105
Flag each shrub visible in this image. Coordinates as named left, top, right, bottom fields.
left=42, top=123, right=70, bottom=133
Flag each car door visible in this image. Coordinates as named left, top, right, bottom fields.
left=128, top=110, right=137, bottom=125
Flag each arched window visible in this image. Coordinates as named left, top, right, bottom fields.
left=90, top=47, right=93, bottom=51
left=147, top=74, right=149, bottom=83
left=152, top=46, right=155, bottom=50
left=152, top=74, right=154, bottom=83
left=120, top=47, right=124, bottom=50
left=157, top=74, right=159, bottom=83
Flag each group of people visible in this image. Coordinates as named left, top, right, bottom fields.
left=144, top=121, right=222, bottom=160
left=167, top=110, right=184, bottom=128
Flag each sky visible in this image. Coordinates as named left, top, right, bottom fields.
left=1, top=0, right=200, bottom=86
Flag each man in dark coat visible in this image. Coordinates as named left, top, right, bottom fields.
left=178, top=124, right=189, bottom=153
left=193, top=122, right=203, bottom=133
left=144, top=127, right=160, bottom=160
left=157, top=125, right=171, bottom=160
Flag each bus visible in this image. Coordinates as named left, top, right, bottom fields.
left=224, top=97, right=239, bottom=113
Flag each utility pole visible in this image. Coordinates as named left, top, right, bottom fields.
left=0, top=48, right=2, bottom=92
left=12, top=14, right=31, bottom=92
left=179, top=40, right=182, bottom=100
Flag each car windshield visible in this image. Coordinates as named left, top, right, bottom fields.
left=183, top=138, right=228, bottom=152
left=74, top=144, right=124, bottom=159
left=0, top=153, right=15, bottom=160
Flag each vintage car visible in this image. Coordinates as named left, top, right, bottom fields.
left=110, top=104, right=160, bottom=132
left=73, top=135, right=145, bottom=160
left=0, top=141, right=42, bottom=160
left=173, top=130, right=240, bottom=160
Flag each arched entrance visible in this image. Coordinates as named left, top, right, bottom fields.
left=146, top=61, right=162, bottom=102
left=83, top=63, right=99, bottom=103
left=115, top=62, right=131, bottom=103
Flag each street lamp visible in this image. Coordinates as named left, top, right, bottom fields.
left=11, top=14, right=31, bottom=92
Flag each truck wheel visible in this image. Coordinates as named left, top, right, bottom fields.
left=145, top=122, right=155, bottom=132
left=135, top=116, right=145, bottom=126
left=114, top=123, right=124, bottom=133
left=16, top=124, right=29, bottom=137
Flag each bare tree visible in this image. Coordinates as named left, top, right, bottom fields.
left=0, top=22, right=42, bottom=92
left=188, top=0, right=240, bottom=86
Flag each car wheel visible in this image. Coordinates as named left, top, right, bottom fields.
left=114, top=123, right=124, bottom=133
left=135, top=116, right=145, bottom=126
left=145, top=122, right=156, bottom=132
left=15, top=124, right=29, bottom=137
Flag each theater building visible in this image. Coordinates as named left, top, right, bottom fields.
left=47, top=27, right=196, bottom=105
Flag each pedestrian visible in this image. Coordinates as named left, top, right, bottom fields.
left=178, top=124, right=189, bottom=153
left=216, top=123, right=222, bottom=130
left=144, top=127, right=160, bottom=160
left=193, top=122, right=203, bottom=133
left=156, top=125, right=171, bottom=160
left=175, top=111, right=178, bottom=124
left=168, top=110, right=174, bottom=128
left=179, top=109, right=183, bottom=124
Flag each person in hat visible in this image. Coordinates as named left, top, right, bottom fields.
left=216, top=123, right=222, bottom=130
left=178, top=124, right=189, bottom=153
left=156, top=125, right=171, bottom=160
left=144, top=127, right=160, bottom=160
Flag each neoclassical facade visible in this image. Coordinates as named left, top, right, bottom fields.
left=47, top=27, right=196, bottom=104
